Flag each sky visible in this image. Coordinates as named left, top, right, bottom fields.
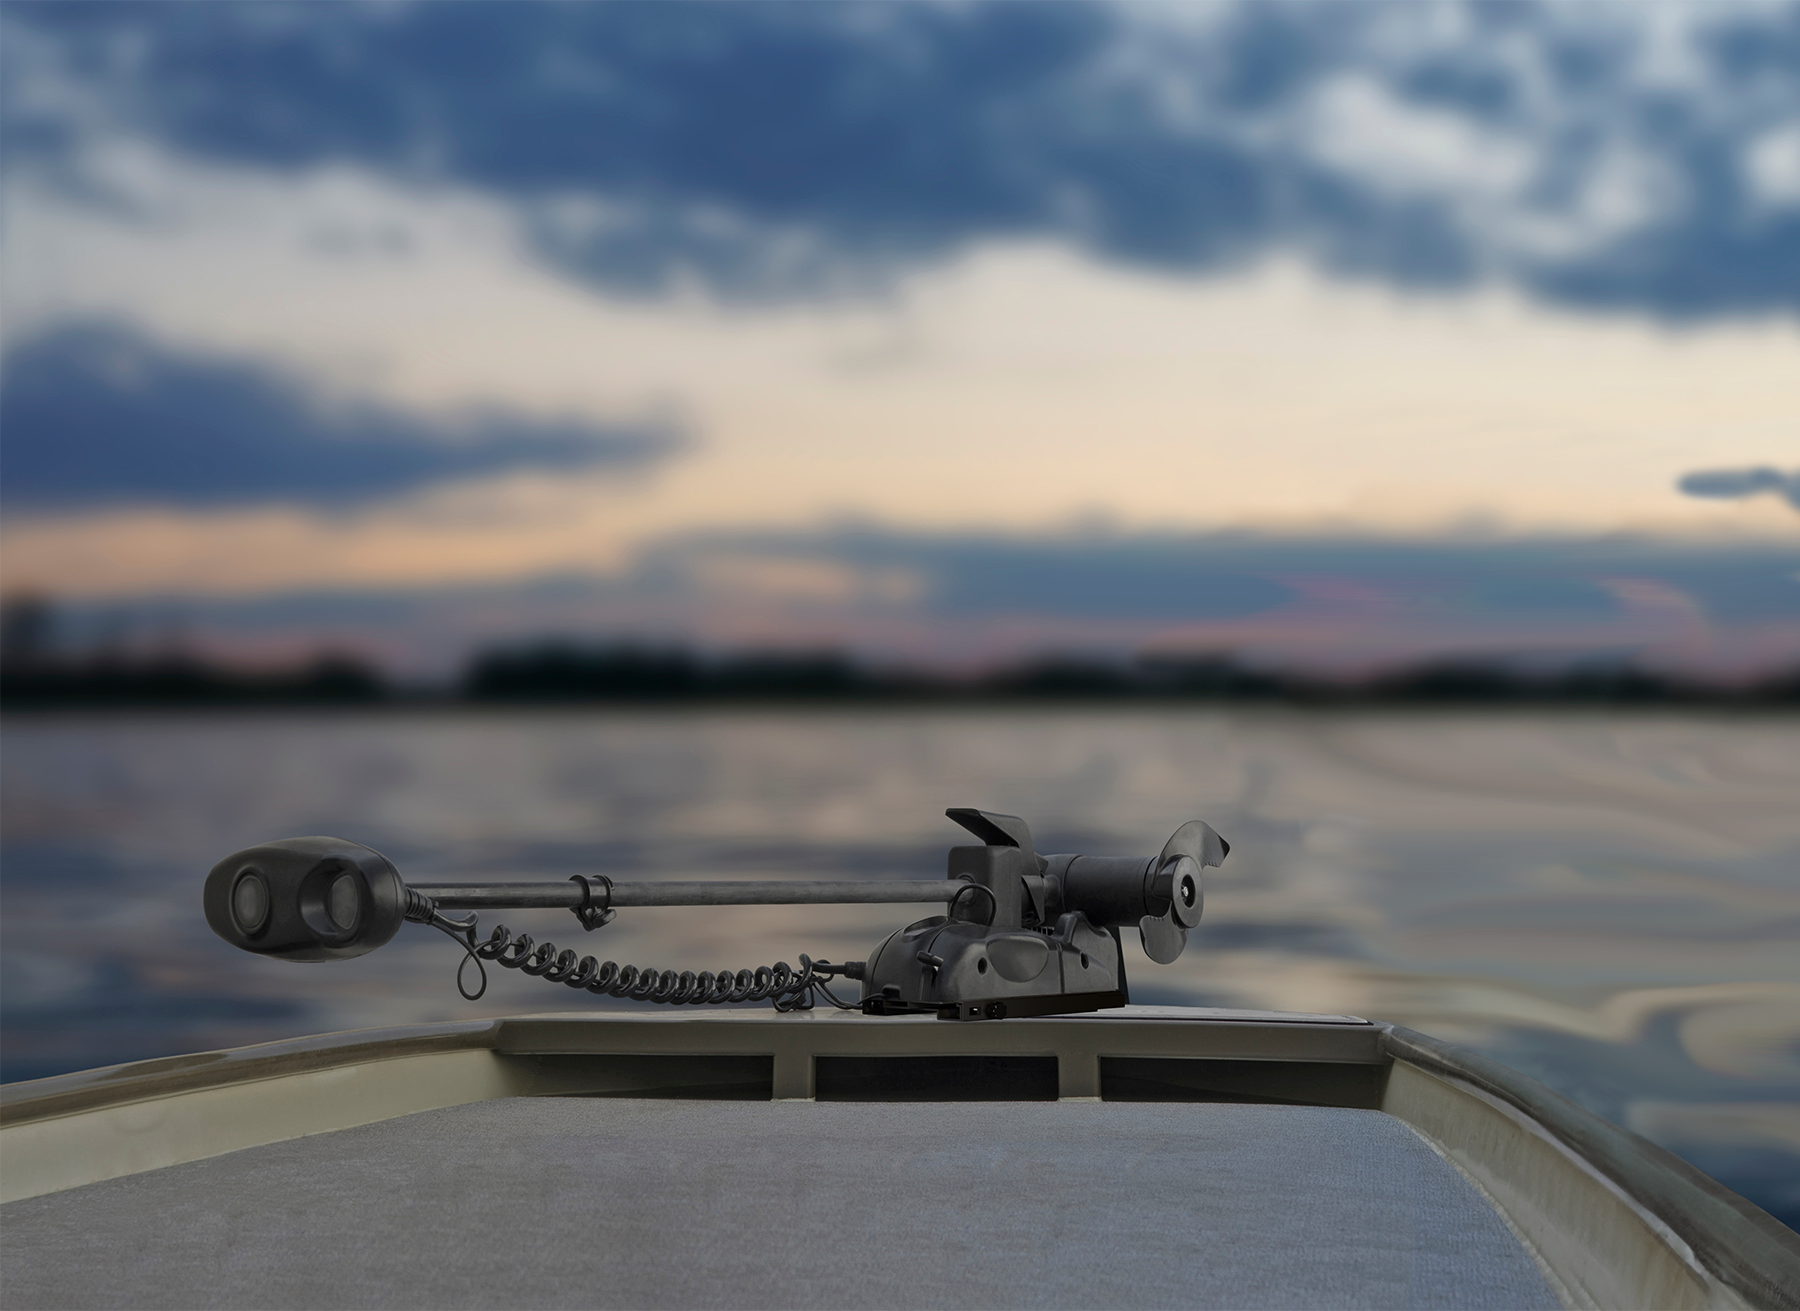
left=2, top=0, right=1797, bottom=679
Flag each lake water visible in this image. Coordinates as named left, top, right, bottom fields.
left=3, top=707, right=1795, bottom=1228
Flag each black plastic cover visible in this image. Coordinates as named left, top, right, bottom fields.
left=203, top=836, right=407, bottom=961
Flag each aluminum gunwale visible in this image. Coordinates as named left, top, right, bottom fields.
left=0, top=1007, right=1376, bottom=1127
left=1379, top=1024, right=1800, bottom=1311
left=0, top=1021, right=503, bottom=1128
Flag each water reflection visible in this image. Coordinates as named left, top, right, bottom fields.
left=2, top=709, right=1795, bottom=1227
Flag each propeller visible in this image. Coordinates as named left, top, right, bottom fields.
left=1138, top=821, right=1227, bottom=965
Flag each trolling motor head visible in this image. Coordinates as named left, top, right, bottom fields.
left=204, top=835, right=409, bottom=961
left=203, top=809, right=1227, bottom=1020
left=859, top=808, right=1225, bottom=1019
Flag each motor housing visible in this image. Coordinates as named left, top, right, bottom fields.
left=859, top=808, right=1227, bottom=1018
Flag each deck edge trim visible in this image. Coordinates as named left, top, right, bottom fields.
left=1391, top=1113, right=1587, bottom=1311
left=1379, top=1024, right=1800, bottom=1310
left=0, top=1021, right=503, bottom=1128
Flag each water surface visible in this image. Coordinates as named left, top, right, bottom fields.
left=3, top=708, right=1795, bottom=1227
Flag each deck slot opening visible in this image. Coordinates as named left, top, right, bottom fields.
left=529, top=1053, right=774, bottom=1100
left=814, top=1055, right=1058, bottom=1101
left=1101, top=1057, right=1390, bottom=1108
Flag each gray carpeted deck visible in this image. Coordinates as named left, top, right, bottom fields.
left=1, top=1100, right=1558, bottom=1310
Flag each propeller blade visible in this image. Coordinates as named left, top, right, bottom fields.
left=1139, top=913, right=1188, bottom=965
left=1159, top=820, right=1227, bottom=869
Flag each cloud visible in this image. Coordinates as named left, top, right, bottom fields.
left=5, top=2, right=1799, bottom=316
left=750, top=532, right=1296, bottom=621
left=46, top=528, right=1799, bottom=680
left=1678, top=467, right=1800, bottom=510
left=0, top=322, right=680, bottom=511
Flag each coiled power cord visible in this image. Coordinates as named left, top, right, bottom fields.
left=403, top=887, right=863, bottom=1011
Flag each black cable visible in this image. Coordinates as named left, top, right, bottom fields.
left=407, top=888, right=862, bottom=1010
left=947, top=880, right=998, bottom=925
left=424, top=913, right=489, bottom=1000
left=428, top=916, right=848, bottom=1010
left=806, top=974, right=860, bottom=1011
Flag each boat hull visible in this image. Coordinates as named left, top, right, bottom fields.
left=2, top=1007, right=1794, bottom=1309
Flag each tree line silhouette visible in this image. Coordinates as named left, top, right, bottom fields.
left=5, top=612, right=1793, bottom=711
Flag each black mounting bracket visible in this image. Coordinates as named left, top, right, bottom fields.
left=569, top=874, right=616, bottom=931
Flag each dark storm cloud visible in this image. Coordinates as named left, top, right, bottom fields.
left=6, top=2, right=1799, bottom=315
left=1678, top=468, right=1800, bottom=511
left=0, top=323, right=679, bottom=510
left=14, top=3, right=1272, bottom=282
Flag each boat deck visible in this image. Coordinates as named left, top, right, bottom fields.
left=4, top=1007, right=1795, bottom=1309
left=2, top=1098, right=1557, bottom=1310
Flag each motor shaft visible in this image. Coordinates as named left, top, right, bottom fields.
left=411, top=880, right=962, bottom=910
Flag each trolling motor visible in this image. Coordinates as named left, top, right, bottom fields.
left=203, top=808, right=1226, bottom=1022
